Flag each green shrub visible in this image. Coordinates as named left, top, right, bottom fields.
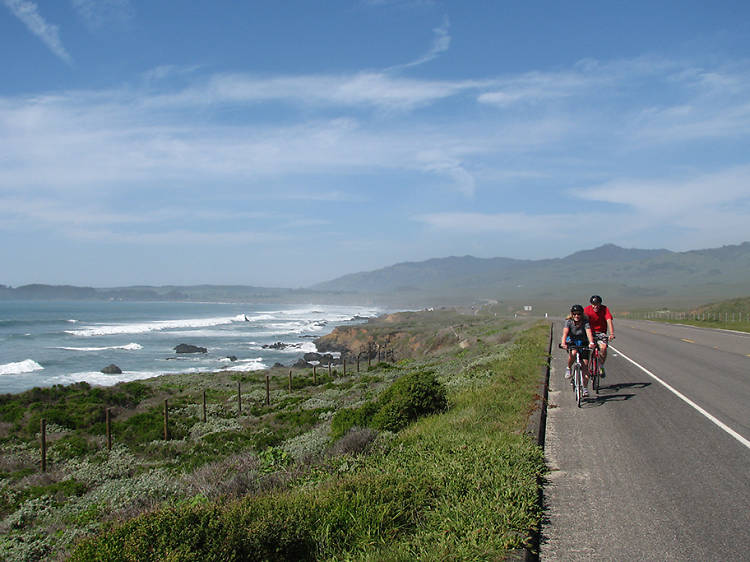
left=371, top=371, right=447, bottom=432
left=69, top=470, right=432, bottom=561
left=330, top=402, right=378, bottom=439
left=113, top=406, right=191, bottom=445
left=52, top=433, right=94, bottom=459
left=0, top=402, right=24, bottom=423
left=330, top=371, right=447, bottom=438
left=26, top=478, right=88, bottom=503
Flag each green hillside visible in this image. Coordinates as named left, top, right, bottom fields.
left=311, top=242, right=750, bottom=307
left=0, top=309, right=549, bottom=561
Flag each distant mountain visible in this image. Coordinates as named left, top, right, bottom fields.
left=310, top=242, right=750, bottom=306
left=3, top=242, right=748, bottom=307
left=0, top=284, right=315, bottom=303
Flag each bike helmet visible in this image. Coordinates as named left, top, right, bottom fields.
left=590, top=295, right=602, bottom=305
left=571, top=304, right=584, bottom=314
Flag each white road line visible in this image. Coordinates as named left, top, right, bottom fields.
left=611, top=345, right=750, bottom=451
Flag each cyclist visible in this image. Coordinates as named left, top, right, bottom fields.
left=561, top=304, right=596, bottom=397
left=584, top=295, right=615, bottom=377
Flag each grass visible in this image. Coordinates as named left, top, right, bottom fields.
left=1, top=309, right=548, bottom=561
left=659, top=318, right=750, bottom=332
left=621, top=295, right=750, bottom=333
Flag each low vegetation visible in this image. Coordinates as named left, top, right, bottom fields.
left=625, top=296, right=750, bottom=333
left=0, top=307, right=549, bottom=561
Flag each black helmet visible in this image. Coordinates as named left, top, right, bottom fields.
left=590, top=295, right=602, bottom=305
left=571, top=304, right=584, bottom=314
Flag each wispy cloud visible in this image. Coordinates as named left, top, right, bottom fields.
left=388, top=15, right=451, bottom=71
left=2, top=53, right=750, bottom=250
left=65, top=228, right=289, bottom=245
left=70, top=0, right=132, bottom=29
left=3, top=0, right=72, bottom=64
left=412, top=211, right=569, bottom=235
left=573, top=165, right=750, bottom=219
left=161, top=71, right=483, bottom=112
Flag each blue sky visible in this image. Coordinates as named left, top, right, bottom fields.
left=2, top=0, right=750, bottom=288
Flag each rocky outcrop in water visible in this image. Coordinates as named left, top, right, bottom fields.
left=174, top=344, right=207, bottom=354
left=101, top=364, right=122, bottom=374
left=262, top=342, right=302, bottom=350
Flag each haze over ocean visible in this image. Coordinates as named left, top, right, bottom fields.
left=0, top=300, right=379, bottom=394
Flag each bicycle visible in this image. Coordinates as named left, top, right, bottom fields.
left=588, top=346, right=600, bottom=395
left=559, top=343, right=591, bottom=408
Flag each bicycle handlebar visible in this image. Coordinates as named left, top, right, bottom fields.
left=558, top=343, right=594, bottom=350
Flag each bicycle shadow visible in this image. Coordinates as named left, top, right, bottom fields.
left=584, top=382, right=651, bottom=406
left=600, top=381, right=651, bottom=391
left=584, top=393, right=635, bottom=405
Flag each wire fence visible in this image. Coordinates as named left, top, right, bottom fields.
left=625, top=311, right=750, bottom=322
left=35, top=345, right=399, bottom=473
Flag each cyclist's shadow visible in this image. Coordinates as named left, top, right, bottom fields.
left=585, top=382, right=651, bottom=406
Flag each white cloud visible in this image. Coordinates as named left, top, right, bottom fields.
left=414, top=163, right=750, bottom=249
left=3, top=0, right=73, bottom=64
left=2, top=54, right=750, bottom=249
left=0, top=87, right=496, bottom=197
left=174, top=71, right=482, bottom=111
left=415, top=151, right=475, bottom=197
left=477, top=71, right=590, bottom=107
left=64, top=228, right=289, bottom=245
left=71, top=0, right=132, bottom=29
left=573, top=165, right=750, bottom=219
left=388, top=15, right=451, bottom=71
left=413, top=211, right=569, bottom=235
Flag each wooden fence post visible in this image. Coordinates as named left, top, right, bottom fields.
left=289, top=370, right=293, bottom=392
left=202, top=390, right=207, bottom=422
left=328, top=361, right=332, bottom=377
left=163, top=399, right=169, bottom=440
left=343, top=358, right=346, bottom=377
left=106, top=408, right=112, bottom=451
left=313, top=364, right=317, bottom=384
left=357, top=356, right=360, bottom=373
left=40, top=418, right=47, bottom=472
left=265, top=374, right=270, bottom=406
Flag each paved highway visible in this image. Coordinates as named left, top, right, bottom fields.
left=540, top=319, right=750, bottom=560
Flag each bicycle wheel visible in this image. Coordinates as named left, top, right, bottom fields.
left=589, top=353, right=600, bottom=394
left=573, top=365, right=582, bottom=408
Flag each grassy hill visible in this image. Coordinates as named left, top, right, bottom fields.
left=625, top=295, right=750, bottom=332
left=311, top=242, right=750, bottom=308
left=693, top=296, right=750, bottom=315
left=0, top=308, right=549, bottom=561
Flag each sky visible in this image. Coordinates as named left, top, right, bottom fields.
left=2, top=0, right=750, bottom=288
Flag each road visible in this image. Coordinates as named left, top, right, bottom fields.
left=540, top=319, right=750, bottom=560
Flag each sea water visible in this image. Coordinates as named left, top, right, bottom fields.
left=0, top=300, right=379, bottom=394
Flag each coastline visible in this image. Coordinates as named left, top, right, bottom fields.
left=0, top=306, right=548, bottom=561
left=0, top=301, right=381, bottom=396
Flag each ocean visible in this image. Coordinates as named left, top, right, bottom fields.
left=0, top=300, right=380, bottom=395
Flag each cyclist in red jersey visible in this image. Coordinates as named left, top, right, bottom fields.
left=584, top=295, right=614, bottom=377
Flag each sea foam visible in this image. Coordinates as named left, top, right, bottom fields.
left=65, top=316, right=240, bottom=337
left=0, top=359, right=44, bottom=375
left=55, top=343, right=143, bottom=352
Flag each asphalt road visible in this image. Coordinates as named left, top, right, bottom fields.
left=540, top=319, right=750, bottom=561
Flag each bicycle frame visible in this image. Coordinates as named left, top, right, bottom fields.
left=589, top=346, right=600, bottom=395
left=560, top=344, right=589, bottom=407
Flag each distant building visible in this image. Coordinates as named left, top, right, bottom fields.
left=523, top=305, right=532, bottom=311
